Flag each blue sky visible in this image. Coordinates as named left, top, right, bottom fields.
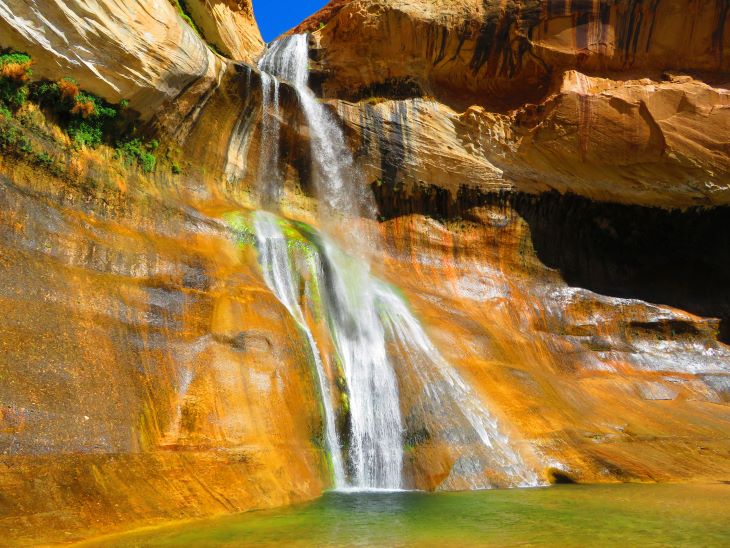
left=252, top=0, right=330, bottom=42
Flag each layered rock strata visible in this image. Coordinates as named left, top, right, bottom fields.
left=0, top=0, right=729, bottom=545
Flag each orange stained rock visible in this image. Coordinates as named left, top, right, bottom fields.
left=0, top=0, right=729, bottom=544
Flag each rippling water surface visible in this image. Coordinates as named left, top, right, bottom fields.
left=86, top=484, right=730, bottom=547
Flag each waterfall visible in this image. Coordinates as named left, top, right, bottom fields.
left=257, top=35, right=404, bottom=490
left=258, top=34, right=371, bottom=218
left=376, top=288, right=541, bottom=488
left=318, top=239, right=404, bottom=490
left=249, top=35, right=540, bottom=491
left=252, top=212, right=404, bottom=489
left=256, top=70, right=282, bottom=206
left=253, top=211, right=347, bottom=487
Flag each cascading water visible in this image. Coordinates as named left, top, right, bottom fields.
left=258, top=34, right=372, bottom=217
left=376, top=288, right=541, bottom=488
left=257, top=35, right=403, bottom=490
left=256, top=70, right=281, bottom=205
left=248, top=34, right=541, bottom=491
left=251, top=212, right=404, bottom=490
left=253, top=211, right=347, bottom=486
left=318, top=239, right=404, bottom=490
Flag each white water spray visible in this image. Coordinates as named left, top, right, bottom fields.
left=251, top=35, right=541, bottom=491
left=256, top=69, right=282, bottom=205
left=253, top=211, right=347, bottom=486
left=319, top=240, right=404, bottom=489
left=377, top=288, right=541, bottom=488
left=258, top=34, right=371, bottom=217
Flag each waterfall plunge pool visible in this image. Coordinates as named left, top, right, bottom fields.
left=82, top=483, right=730, bottom=546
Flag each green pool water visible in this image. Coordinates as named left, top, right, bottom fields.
left=87, top=484, right=730, bottom=547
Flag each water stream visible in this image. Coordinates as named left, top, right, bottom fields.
left=256, top=72, right=282, bottom=206
left=248, top=35, right=540, bottom=491
left=253, top=211, right=347, bottom=486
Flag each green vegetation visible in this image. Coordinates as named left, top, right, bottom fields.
left=33, top=151, right=53, bottom=168
left=67, top=90, right=118, bottom=148
left=166, top=0, right=228, bottom=57
left=0, top=51, right=32, bottom=109
left=25, top=76, right=121, bottom=149
left=287, top=237, right=316, bottom=259
left=224, top=211, right=257, bottom=247
left=115, top=138, right=157, bottom=173
left=0, top=51, right=32, bottom=69
left=0, top=50, right=177, bottom=175
left=0, top=118, right=63, bottom=176
left=0, top=123, right=30, bottom=151
left=339, top=392, right=349, bottom=414
left=169, top=0, right=201, bottom=37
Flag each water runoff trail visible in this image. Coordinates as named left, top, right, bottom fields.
left=248, top=34, right=541, bottom=491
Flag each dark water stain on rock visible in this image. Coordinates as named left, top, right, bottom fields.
left=360, top=102, right=409, bottom=189
left=372, top=185, right=730, bottom=345
left=713, top=0, right=730, bottom=63
left=470, top=0, right=542, bottom=77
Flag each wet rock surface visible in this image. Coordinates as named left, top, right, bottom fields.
left=0, top=0, right=729, bottom=544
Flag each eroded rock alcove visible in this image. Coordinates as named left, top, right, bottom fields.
left=0, top=0, right=728, bottom=544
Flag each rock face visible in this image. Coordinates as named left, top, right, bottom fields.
left=308, top=0, right=730, bottom=207
left=0, top=148, right=326, bottom=545
left=510, top=71, right=730, bottom=206
left=305, top=0, right=730, bottom=106
left=376, top=205, right=730, bottom=487
left=1, top=0, right=730, bottom=545
left=184, top=0, right=264, bottom=62
left=0, top=0, right=220, bottom=116
left=0, top=0, right=264, bottom=119
left=336, top=71, right=730, bottom=210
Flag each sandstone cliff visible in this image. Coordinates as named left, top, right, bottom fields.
left=0, top=0, right=263, bottom=120
left=182, top=0, right=264, bottom=61
left=299, top=0, right=730, bottom=207
left=0, top=0, right=729, bottom=545
left=302, top=0, right=730, bottom=104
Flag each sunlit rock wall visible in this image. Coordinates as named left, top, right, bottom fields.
left=0, top=0, right=729, bottom=544
left=0, top=3, right=324, bottom=543
left=334, top=73, right=730, bottom=209
left=0, top=151, right=326, bottom=545
left=374, top=200, right=730, bottom=486
left=287, top=0, right=730, bottom=485
left=184, top=0, right=264, bottom=62
left=306, top=0, right=730, bottom=207
left=0, top=0, right=227, bottom=118
left=302, top=0, right=730, bottom=107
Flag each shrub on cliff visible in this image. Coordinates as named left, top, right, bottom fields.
left=0, top=51, right=32, bottom=110
left=27, top=76, right=120, bottom=148
left=0, top=119, right=36, bottom=157
left=0, top=52, right=31, bottom=81
left=66, top=91, right=119, bottom=148
left=57, top=78, right=79, bottom=101
left=0, top=50, right=167, bottom=174
left=115, top=138, right=157, bottom=173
